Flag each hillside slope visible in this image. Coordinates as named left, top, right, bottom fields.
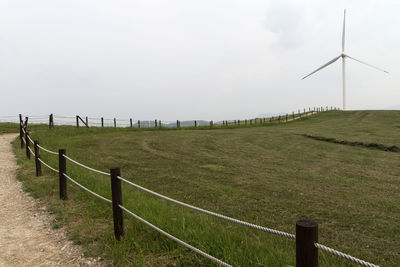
left=9, top=110, right=400, bottom=266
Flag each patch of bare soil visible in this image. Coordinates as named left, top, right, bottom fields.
left=0, top=133, right=106, bottom=267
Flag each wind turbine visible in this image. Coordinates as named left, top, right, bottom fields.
left=302, top=9, right=389, bottom=110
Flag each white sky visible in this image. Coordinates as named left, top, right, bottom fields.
left=1, top=0, right=399, bottom=121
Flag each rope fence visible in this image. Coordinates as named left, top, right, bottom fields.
left=38, top=158, right=59, bottom=173
left=117, top=175, right=296, bottom=239
left=314, top=243, right=379, bottom=267
left=63, top=155, right=109, bottom=176
left=15, top=114, right=381, bottom=267
left=4, top=107, right=338, bottom=129
left=63, top=173, right=112, bottom=204
left=119, top=204, right=232, bottom=267
left=37, top=144, right=58, bottom=155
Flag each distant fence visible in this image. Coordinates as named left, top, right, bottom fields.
left=17, top=114, right=379, bottom=267
left=1, top=106, right=338, bottom=129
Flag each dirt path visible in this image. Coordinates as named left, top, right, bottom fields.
left=0, top=133, right=105, bottom=266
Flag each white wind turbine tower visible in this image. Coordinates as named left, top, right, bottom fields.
left=302, top=9, right=389, bottom=110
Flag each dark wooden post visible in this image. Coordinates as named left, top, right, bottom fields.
left=25, top=130, right=31, bottom=159
left=49, top=114, right=52, bottom=128
left=86, top=116, right=88, bottom=126
left=59, top=149, right=67, bottom=200
left=76, top=116, right=79, bottom=128
left=159, top=120, right=161, bottom=128
left=138, top=120, right=141, bottom=128
left=177, top=120, right=179, bottom=128
left=101, top=117, right=104, bottom=128
left=278, top=115, right=281, bottom=123
left=19, top=122, right=24, bottom=149
left=245, top=119, right=247, bottom=125
left=296, top=220, right=318, bottom=267
left=292, top=112, right=295, bottom=119
left=130, top=118, right=133, bottom=128
left=110, top=167, right=124, bottom=240
left=34, top=140, right=42, bottom=176
left=238, top=120, right=240, bottom=125
left=210, top=120, right=213, bottom=127
left=114, top=118, right=116, bottom=128
left=155, top=120, right=157, bottom=128
left=194, top=120, right=197, bottom=127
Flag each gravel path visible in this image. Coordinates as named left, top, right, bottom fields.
left=0, top=133, right=105, bottom=266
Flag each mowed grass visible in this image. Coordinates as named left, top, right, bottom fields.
left=6, top=110, right=400, bottom=266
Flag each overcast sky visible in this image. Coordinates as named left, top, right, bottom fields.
left=1, top=0, right=398, bottom=121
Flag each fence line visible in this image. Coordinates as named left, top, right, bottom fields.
left=63, top=173, right=112, bottom=204
left=9, top=107, right=338, bottom=129
left=16, top=115, right=380, bottom=267
left=314, top=243, right=379, bottom=267
left=117, top=175, right=296, bottom=239
left=38, top=158, right=59, bottom=173
left=63, top=155, right=109, bottom=176
left=37, top=144, right=58, bottom=155
left=119, top=204, right=232, bottom=267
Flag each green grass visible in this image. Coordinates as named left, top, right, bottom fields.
left=9, top=110, right=400, bottom=266
left=0, top=122, right=19, bottom=133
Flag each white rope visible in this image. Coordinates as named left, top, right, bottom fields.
left=63, top=155, right=109, bottom=176
left=63, top=173, right=112, bottom=204
left=37, top=144, right=58, bottom=155
left=38, top=158, right=59, bottom=173
left=315, top=243, right=379, bottom=267
left=119, top=204, right=231, bottom=267
left=117, top=176, right=295, bottom=239
left=27, top=146, right=35, bottom=157
left=27, top=134, right=34, bottom=144
left=22, top=137, right=26, bottom=144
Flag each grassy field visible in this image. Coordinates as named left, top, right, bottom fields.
left=4, top=110, right=400, bottom=266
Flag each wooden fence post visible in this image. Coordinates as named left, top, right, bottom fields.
left=138, top=120, right=141, bottom=128
left=110, top=167, right=125, bottom=240
left=114, top=118, right=116, bottom=128
left=292, top=112, right=295, bottom=119
left=49, top=114, right=52, bottom=128
left=19, top=121, right=24, bottom=149
left=296, top=220, right=318, bottom=267
left=278, top=115, right=281, bottom=123
left=159, top=120, right=161, bottom=128
left=238, top=120, right=240, bottom=125
left=130, top=118, right=133, bottom=128
left=86, top=116, right=88, bottom=126
left=155, top=120, right=157, bottom=128
left=34, top=140, right=42, bottom=176
left=76, top=116, right=79, bottom=128
left=59, top=149, right=67, bottom=200
left=177, top=120, right=179, bottom=128
left=210, top=120, right=213, bottom=127
left=194, top=120, right=197, bottom=127
left=101, top=117, right=104, bottom=128
left=25, top=130, right=31, bottom=159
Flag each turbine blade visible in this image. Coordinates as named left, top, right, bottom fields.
left=302, top=55, right=342, bottom=80
left=342, top=9, right=346, bottom=52
left=346, top=55, right=389, bottom=73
